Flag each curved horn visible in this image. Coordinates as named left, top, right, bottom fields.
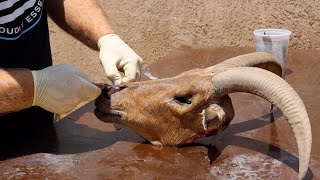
left=214, top=52, right=283, bottom=76
left=212, top=67, right=311, bottom=179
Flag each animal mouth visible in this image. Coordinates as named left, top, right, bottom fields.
left=101, top=84, right=128, bottom=99
left=94, top=84, right=127, bottom=118
left=94, top=109, right=124, bottom=122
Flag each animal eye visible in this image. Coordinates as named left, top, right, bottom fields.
left=173, top=95, right=192, bottom=104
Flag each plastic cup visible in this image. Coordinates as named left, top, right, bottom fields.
left=253, top=29, right=292, bottom=76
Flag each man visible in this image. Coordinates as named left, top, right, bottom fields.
left=0, top=0, right=142, bottom=118
left=0, top=0, right=142, bottom=154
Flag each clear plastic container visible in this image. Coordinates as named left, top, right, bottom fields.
left=253, top=29, right=292, bottom=76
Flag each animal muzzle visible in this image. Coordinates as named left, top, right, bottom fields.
left=94, top=84, right=127, bottom=119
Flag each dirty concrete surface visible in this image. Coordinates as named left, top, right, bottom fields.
left=50, top=1, right=320, bottom=83
left=100, top=0, right=320, bottom=65
left=0, top=47, right=319, bottom=179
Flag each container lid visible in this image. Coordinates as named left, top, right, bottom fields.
left=253, top=29, right=292, bottom=42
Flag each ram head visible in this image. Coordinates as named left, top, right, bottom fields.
left=94, top=52, right=311, bottom=179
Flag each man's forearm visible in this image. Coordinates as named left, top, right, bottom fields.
left=48, top=0, right=113, bottom=50
left=0, top=69, right=34, bottom=114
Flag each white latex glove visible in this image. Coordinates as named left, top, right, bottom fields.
left=31, top=64, right=101, bottom=114
left=98, top=34, right=143, bottom=84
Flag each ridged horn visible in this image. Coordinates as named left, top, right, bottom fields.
left=214, top=52, right=283, bottom=76
left=212, top=67, right=311, bottom=180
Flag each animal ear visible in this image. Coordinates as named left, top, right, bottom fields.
left=213, top=52, right=283, bottom=76
left=202, top=96, right=234, bottom=131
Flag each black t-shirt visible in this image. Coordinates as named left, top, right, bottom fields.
left=0, top=0, right=54, bottom=142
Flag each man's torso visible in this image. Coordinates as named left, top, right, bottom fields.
left=0, top=0, right=54, bottom=136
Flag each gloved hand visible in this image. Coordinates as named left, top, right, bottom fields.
left=31, top=64, right=101, bottom=114
left=98, top=34, right=143, bottom=84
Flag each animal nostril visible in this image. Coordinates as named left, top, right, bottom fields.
left=173, top=96, right=192, bottom=104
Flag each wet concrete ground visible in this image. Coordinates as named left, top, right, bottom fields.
left=0, top=47, right=319, bottom=179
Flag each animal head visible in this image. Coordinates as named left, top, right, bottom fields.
left=94, top=52, right=311, bottom=179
